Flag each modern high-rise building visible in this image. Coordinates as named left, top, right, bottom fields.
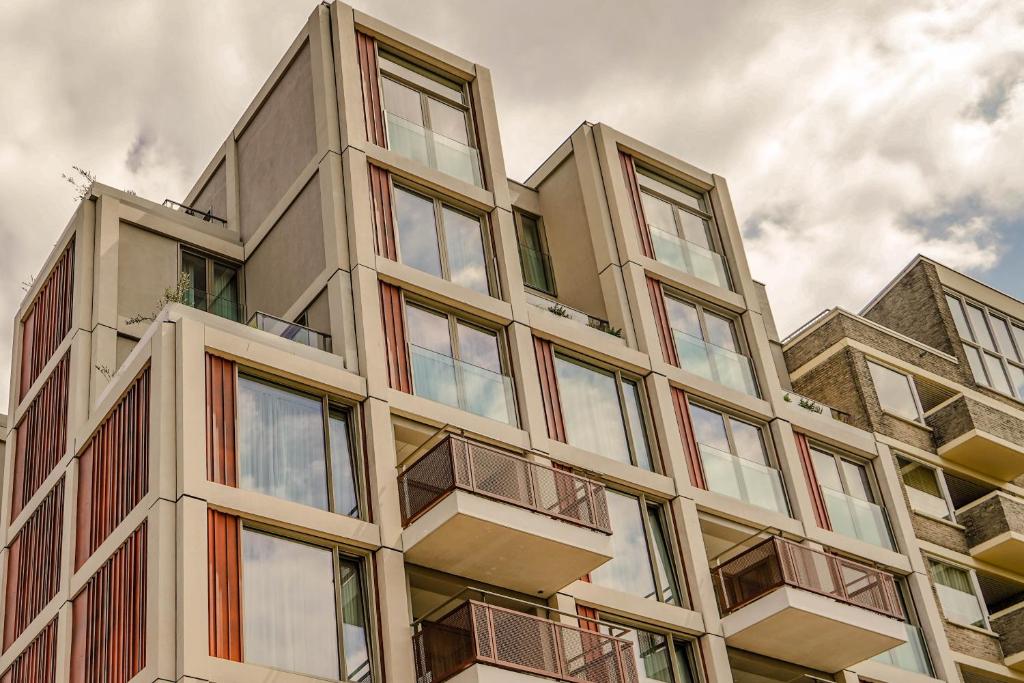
left=1, top=3, right=1021, bottom=683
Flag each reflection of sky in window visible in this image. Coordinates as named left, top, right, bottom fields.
left=554, top=356, right=630, bottom=463
left=590, top=491, right=657, bottom=599
left=395, top=187, right=442, bottom=278
left=406, top=305, right=451, bottom=355
left=444, top=207, right=488, bottom=294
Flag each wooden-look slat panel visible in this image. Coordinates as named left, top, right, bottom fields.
left=620, top=153, right=653, bottom=259
left=20, top=240, right=74, bottom=400
left=647, top=277, right=679, bottom=367
left=69, top=523, right=147, bottom=683
left=369, top=164, right=397, bottom=259
left=533, top=338, right=566, bottom=443
left=380, top=283, right=411, bottom=392
left=12, top=353, right=70, bottom=519
left=671, top=388, right=706, bottom=489
left=208, top=510, right=243, bottom=661
left=206, top=355, right=238, bottom=486
left=0, top=618, right=57, bottom=683
left=794, top=432, right=832, bottom=530
left=74, top=368, right=151, bottom=570
left=356, top=32, right=386, bottom=146
left=3, top=480, right=64, bottom=650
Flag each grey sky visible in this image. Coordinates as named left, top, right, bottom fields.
left=2, top=0, right=1023, bottom=413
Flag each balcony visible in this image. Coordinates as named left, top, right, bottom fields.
left=648, top=225, right=729, bottom=289
left=958, top=492, right=1024, bottom=573
left=991, top=603, right=1024, bottom=671
left=409, top=344, right=517, bottom=425
left=698, top=444, right=789, bottom=515
left=525, top=291, right=623, bottom=343
left=926, top=395, right=1024, bottom=481
left=672, top=329, right=758, bottom=396
left=413, top=601, right=638, bottom=683
left=385, top=110, right=483, bottom=187
left=781, top=391, right=851, bottom=423
left=821, top=487, right=896, bottom=551
left=247, top=311, right=332, bottom=352
left=713, top=537, right=906, bottom=673
left=398, top=435, right=613, bottom=596
left=871, top=623, right=933, bottom=676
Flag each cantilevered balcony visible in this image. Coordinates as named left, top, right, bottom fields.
left=413, top=601, right=638, bottom=683
left=958, top=492, right=1024, bottom=573
left=714, top=537, right=907, bottom=673
left=991, top=603, right=1024, bottom=671
left=927, top=395, right=1024, bottom=481
left=399, top=435, right=613, bottom=596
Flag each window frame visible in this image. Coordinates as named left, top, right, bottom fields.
left=866, top=358, right=926, bottom=423
left=234, top=369, right=366, bottom=519
left=927, top=557, right=991, bottom=631
left=390, top=178, right=497, bottom=297
left=238, top=522, right=378, bottom=681
left=686, top=398, right=775, bottom=466
left=179, top=246, right=244, bottom=321
left=896, top=454, right=956, bottom=523
left=663, top=289, right=751, bottom=356
left=809, top=444, right=885, bottom=505
left=594, top=613, right=702, bottom=683
left=513, top=210, right=556, bottom=296
left=945, top=290, right=1024, bottom=402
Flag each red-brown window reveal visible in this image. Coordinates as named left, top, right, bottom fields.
left=208, top=509, right=243, bottom=662
left=20, top=240, right=74, bottom=400
left=671, top=388, right=706, bottom=489
left=533, top=337, right=566, bottom=442
left=3, top=479, right=64, bottom=650
left=619, top=153, right=653, bottom=259
left=206, top=355, right=238, bottom=487
left=369, top=165, right=397, bottom=259
left=647, top=277, right=679, bottom=366
left=0, top=618, right=57, bottom=683
left=380, top=283, right=411, bottom=392
left=11, top=353, right=69, bottom=520
left=70, top=522, right=147, bottom=683
left=794, top=432, right=831, bottom=530
left=75, top=367, right=150, bottom=570
left=356, top=32, right=386, bottom=147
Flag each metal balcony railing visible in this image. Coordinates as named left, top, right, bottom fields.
left=397, top=435, right=611, bottom=533
left=162, top=198, right=227, bottom=225
left=713, top=537, right=903, bottom=620
left=247, top=311, right=332, bottom=352
left=412, top=601, right=639, bottom=683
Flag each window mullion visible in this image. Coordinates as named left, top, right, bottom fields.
left=638, top=497, right=664, bottom=602
left=322, top=396, right=337, bottom=514
left=333, top=551, right=348, bottom=680
left=614, top=372, right=637, bottom=467
left=434, top=199, right=452, bottom=282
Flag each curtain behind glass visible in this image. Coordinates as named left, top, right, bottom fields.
left=340, top=559, right=372, bottom=682
left=210, top=262, right=240, bottom=321
left=554, top=356, right=630, bottom=464
left=237, top=377, right=329, bottom=510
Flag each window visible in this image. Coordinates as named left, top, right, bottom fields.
left=596, top=620, right=698, bottom=683
left=515, top=211, right=555, bottom=294
left=688, top=402, right=787, bottom=514
left=378, top=51, right=481, bottom=186
left=929, top=559, right=987, bottom=628
left=945, top=292, right=1024, bottom=400
left=552, top=354, right=653, bottom=470
left=236, top=375, right=361, bottom=517
left=635, top=169, right=729, bottom=289
left=810, top=446, right=894, bottom=549
left=664, top=293, right=757, bottom=395
left=897, top=456, right=954, bottom=521
left=181, top=249, right=242, bottom=322
left=405, top=302, right=515, bottom=424
left=867, top=360, right=923, bottom=422
left=590, top=491, right=680, bottom=605
left=241, top=528, right=372, bottom=680
left=393, top=184, right=491, bottom=295
left=872, top=579, right=934, bottom=675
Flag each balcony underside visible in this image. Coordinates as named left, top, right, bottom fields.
left=938, top=430, right=1024, bottom=481
left=445, top=663, right=562, bottom=683
left=971, top=533, right=1024, bottom=573
left=721, top=587, right=907, bottom=673
left=403, top=490, right=613, bottom=597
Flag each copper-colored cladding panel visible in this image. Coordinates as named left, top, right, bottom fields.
left=671, top=388, right=706, bottom=489
left=0, top=618, right=57, bottom=683
left=11, top=353, right=70, bottom=519
left=206, top=355, right=238, bottom=487
left=794, top=432, right=831, bottom=531
left=75, top=367, right=151, bottom=570
left=533, top=337, right=566, bottom=442
left=647, top=277, right=679, bottom=366
left=207, top=510, right=243, bottom=662
left=20, top=240, right=75, bottom=400
left=69, top=522, right=148, bottom=683
left=380, top=283, right=411, bottom=392
left=3, top=480, right=64, bottom=650
left=356, top=32, right=386, bottom=147
left=369, top=165, right=397, bottom=259
left=619, top=153, right=653, bottom=259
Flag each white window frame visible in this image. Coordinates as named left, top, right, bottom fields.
left=927, top=557, right=991, bottom=631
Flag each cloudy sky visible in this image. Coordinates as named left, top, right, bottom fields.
left=1, top=0, right=1023, bottom=412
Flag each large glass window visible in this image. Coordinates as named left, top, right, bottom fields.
left=946, top=292, right=1024, bottom=400
left=929, top=559, right=988, bottom=629
left=897, top=455, right=954, bottom=521
left=241, top=529, right=372, bottom=681
left=872, top=579, right=934, bottom=676
left=590, top=491, right=680, bottom=605
left=552, top=354, right=653, bottom=470
left=236, top=375, right=361, bottom=517
left=867, top=360, right=923, bottom=422
left=515, top=212, right=555, bottom=295
left=393, top=185, right=490, bottom=295
left=811, top=446, right=894, bottom=549
left=181, top=248, right=242, bottom=322
left=597, top=620, right=697, bottom=683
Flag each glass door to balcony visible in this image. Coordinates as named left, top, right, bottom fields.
left=811, top=447, right=895, bottom=550
left=181, top=248, right=242, bottom=322
left=664, top=295, right=757, bottom=396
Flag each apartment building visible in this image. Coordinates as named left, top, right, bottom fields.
left=0, top=3, right=1013, bottom=683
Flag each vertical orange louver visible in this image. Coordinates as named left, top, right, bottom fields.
left=206, top=355, right=238, bottom=486
left=794, top=432, right=832, bottom=531
left=70, top=523, right=148, bottom=683
left=75, top=367, right=151, bottom=570
left=619, top=153, right=653, bottom=259
left=380, top=283, right=411, bottom=392
left=671, top=388, right=706, bottom=489
left=11, top=353, right=69, bottom=519
left=356, top=32, right=386, bottom=147
left=20, top=240, right=74, bottom=400
left=0, top=618, right=57, bottom=683
left=208, top=509, right=243, bottom=662
left=647, top=277, right=678, bottom=366
left=533, top=338, right=566, bottom=442
left=369, top=165, right=397, bottom=259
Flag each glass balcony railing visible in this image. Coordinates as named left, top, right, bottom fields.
left=409, top=344, right=516, bottom=425
left=185, top=288, right=243, bottom=323
left=822, top=487, right=895, bottom=550
left=699, top=444, right=789, bottom=514
left=384, top=111, right=482, bottom=187
left=872, top=624, right=932, bottom=675
left=524, top=291, right=624, bottom=342
left=648, top=225, right=729, bottom=289
left=518, top=244, right=555, bottom=294
left=672, top=329, right=758, bottom=396
left=247, top=311, right=332, bottom=352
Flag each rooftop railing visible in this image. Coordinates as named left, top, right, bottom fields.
left=397, top=434, right=611, bottom=533
left=781, top=391, right=851, bottom=423
left=412, top=600, right=638, bottom=683
left=247, top=311, right=332, bottom=352
left=713, top=536, right=903, bottom=620
left=162, top=198, right=227, bottom=225
left=524, top=291, right=623, bottom=341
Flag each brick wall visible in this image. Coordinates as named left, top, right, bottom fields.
left=943, top=621, right=1004, bottom=663
left=790, top=349, right=871, bottom=432
left=991, top=606, right=1024, bottom=659
left=928, top=395, right=1024, bottom=452
left=911, top=513, right=970, bottom=554
left=863, top=260, right=957, bottom=356
left=960, top=494, right=1024, bottom=547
